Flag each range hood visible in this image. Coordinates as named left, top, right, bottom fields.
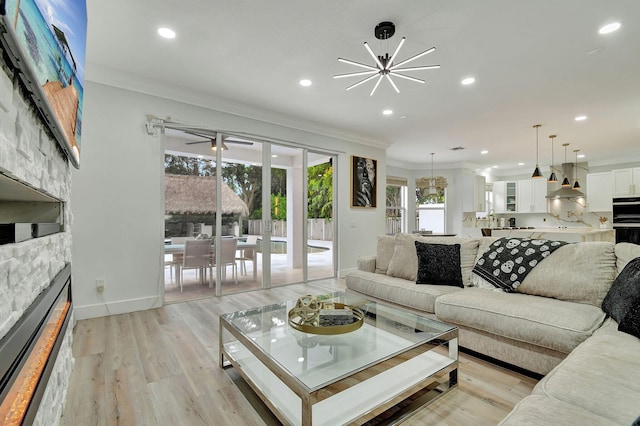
left=545, top=161, right=586, bottom=199
left=545, top=186, right=585, bottom=199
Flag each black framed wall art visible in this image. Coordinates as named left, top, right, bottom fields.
left=351, top=155, right=377, bottom=208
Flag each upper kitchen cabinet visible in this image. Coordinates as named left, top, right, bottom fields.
left=586, top=172, right=612, bottom=211
left=611, top=167, right=640, bottom=197
left=517, top=179, right=548, bottom=213
left=462, top=174, right=486, bottom=212
left=493, top=181, right=517, bottom=213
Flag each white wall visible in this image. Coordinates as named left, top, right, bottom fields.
left=72, top=82, right=386, bottom=319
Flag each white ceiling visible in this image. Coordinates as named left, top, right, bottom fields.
left=85, top=0, right=640, bottom=174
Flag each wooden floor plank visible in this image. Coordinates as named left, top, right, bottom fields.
left=62, top=279, right=538, bottom=425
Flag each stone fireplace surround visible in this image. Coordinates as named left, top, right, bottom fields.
left=1, top=49, right=74, bottom=424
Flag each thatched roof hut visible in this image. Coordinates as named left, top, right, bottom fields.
left=165, top=174, right=249, bottom=216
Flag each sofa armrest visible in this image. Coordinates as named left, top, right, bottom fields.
left=357, top=255, right=377, bottom=273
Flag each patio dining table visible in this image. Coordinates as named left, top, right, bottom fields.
left=164, top=241, right=259, bottom=283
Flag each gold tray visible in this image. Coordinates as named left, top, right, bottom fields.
left=288, top=302, right=364, bottom=335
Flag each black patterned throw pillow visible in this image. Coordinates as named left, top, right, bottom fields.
left=602, top=257, right=640, bottom=323
left=415, top=242, right=463, bottom=287
left=619, top=299, right=640, bottom=339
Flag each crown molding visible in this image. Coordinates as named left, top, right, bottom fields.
left=85, top=63, right=390, bottom=150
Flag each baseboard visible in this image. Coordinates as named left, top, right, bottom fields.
left=73, top=295, right=163, bottom=320
left=459, top=347, right=544, bottom=380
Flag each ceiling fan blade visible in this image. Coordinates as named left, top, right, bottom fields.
left=185, top=139, right=212, bottom=145
left=226, top=140, right=253, bottom=146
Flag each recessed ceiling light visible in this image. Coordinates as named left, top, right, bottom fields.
left=382, top=109, right=393, bottom=116
left=157, top=27, right=176, bottom=39
left=492, top=165, right=498, bottom=169
left=599, top=22, right=621, bottom=34
left=578, top=154, right=585, bottom=158
left=518, top=162, right=525, bottom=166
left=575, top=115, right=587, bottom=121
left=481, top=150, right=488, bottom=155
left=400, top=115, right=407, bottom=119
left=299, top=79, right=312, bottom=87
left=272, top=154, right=278, bottom=158
left=461, top=77, right=475, bottom=85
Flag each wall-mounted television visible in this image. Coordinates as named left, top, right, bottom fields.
left=0, top=0, right=86, bottom=169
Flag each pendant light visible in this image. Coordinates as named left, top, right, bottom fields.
left=531, top=124, right=543, bottom=178
left=548, top=134, right=558, bottom=182
left=561, top=143, right=571, bottom=187
left=572, top=149, right=581, bottom=190
left=429, top=152, right=437, bottom=195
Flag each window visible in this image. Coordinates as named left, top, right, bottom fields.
left=386, top=176, right=407, bottom=234
left=416, top=182, right=445, bottom=233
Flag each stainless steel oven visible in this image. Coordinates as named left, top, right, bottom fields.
left=612, top=197, right=640, bottom=243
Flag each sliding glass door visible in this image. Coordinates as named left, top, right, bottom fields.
left=162, top=125, right=336, bottom=302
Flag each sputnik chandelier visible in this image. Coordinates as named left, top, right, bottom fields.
left=334, top=21, right=440, bottom=96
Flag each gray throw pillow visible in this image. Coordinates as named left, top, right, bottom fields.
left=602, top=256, right=640, bottom=322
left=415, top=242, right=463, bottom=287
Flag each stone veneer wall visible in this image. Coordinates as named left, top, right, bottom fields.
left=1, top=48, right=74, bottom=425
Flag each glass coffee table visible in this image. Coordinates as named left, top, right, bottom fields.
left=219, top=292, right=458, bottom=426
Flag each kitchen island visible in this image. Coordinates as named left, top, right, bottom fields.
left=490, top=227, right=615, bottom=243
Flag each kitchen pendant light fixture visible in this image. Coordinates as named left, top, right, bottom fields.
left=573, top=149, right=581, bottom=190
left=561, top=143, right=572, bottom=187
left=429, top=152, right=437, bottom=195
left=531, top=124, right=543, bottom=178
left=417, top=153, right=447, bottom=196
left=548, top=135, right=558, bottom=182
left=334, top=21, right=440, bottom=96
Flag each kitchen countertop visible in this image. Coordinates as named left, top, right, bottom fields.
left=490, top=227, right=615, bottom=243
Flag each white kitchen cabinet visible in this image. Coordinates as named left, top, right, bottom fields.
left=493, top=181, right=506, bottom=213
left=586, top=172, right=612, bottom=211
left=517, top=179, right=547, bottom=213
left=462, top=174, right=486, bottom=212
left=493, top=181, right=517, bottom=213
left=611, top=167, right=640, bottom=197
left=517, top=180, right=532, bottom=213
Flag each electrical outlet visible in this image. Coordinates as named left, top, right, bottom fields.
left=96, top=279, right=105, bottom=293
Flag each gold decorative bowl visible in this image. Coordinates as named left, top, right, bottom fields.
left=288, top=298, right=364, bottom=335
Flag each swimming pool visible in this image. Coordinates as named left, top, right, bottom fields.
left=256, top=239, right=329, bottom=254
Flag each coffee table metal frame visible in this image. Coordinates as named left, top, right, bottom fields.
left=219, top=293, right=458, bottom=426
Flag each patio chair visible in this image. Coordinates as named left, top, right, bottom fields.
left=180, top=239, right=213, bottom=291
left=236, top=235, right=258, bottom=276
left=214, top=238, right=238, bottom=284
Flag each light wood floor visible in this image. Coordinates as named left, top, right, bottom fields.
left=61, top=279, right=537, bottom=425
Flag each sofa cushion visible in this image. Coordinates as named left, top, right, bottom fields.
left=415, top=242, right=463, bottom=287
left=516, top=242, right=616, bottom=307
left=435, top=288, right=606, bottom=354
left=375, top=235, right=396, bottom=274
left=387, top=233, right=420, bottom=281
left=601, top=256, right=640, bottom=322
left=386, top=233, right=479, bottom=286
left=498, top=394, right=619, bottom=426
left=615, top=242, right=640, bottom=274
left=533, top=326, right=640, bottom=425
left=345, top=270, right=462, bottom=314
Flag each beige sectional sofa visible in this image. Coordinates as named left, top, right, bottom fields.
left=345, top=233, right=640, bottom=425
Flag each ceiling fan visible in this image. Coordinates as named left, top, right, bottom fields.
left=183, top=131, right=254, bottom=151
